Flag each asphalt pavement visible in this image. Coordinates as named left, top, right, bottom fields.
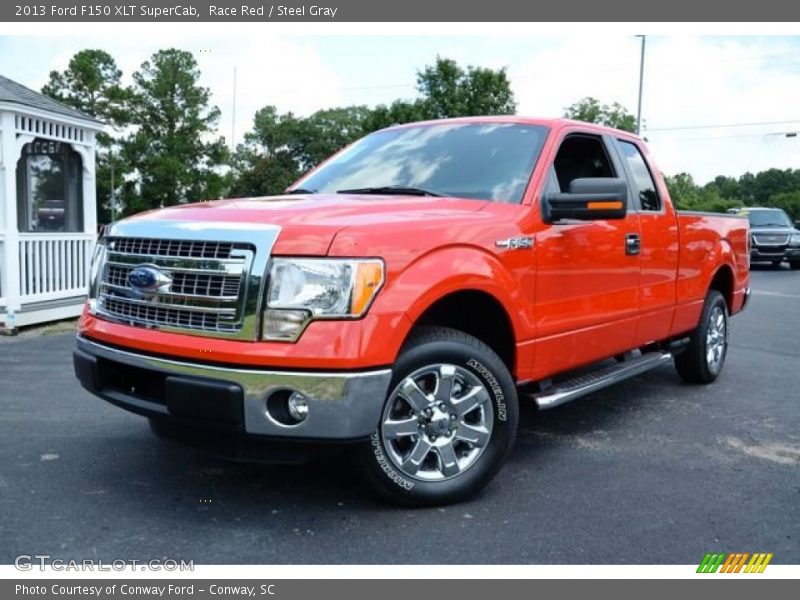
left=1, top=266, right=798, bottom=564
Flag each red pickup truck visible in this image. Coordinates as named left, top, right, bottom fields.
left=74, top=117, right=750, bottom=505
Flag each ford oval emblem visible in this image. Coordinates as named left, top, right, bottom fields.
left=128, top=265, right=171, bottom=294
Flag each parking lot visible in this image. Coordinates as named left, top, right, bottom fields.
left=1, top=267, right=798, bottom=565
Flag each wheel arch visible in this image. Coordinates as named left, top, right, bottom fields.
left=410, top=289, right=517, bottom=375
left=708, top=263, right=735, bottom=311
left=369, top=246, right=530, bottom=377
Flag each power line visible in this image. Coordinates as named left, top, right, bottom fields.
left=332, top=56, right=800, bottom=94
left=670, top=131, right=798, bottom=142
left=646, top=119, right=800, bottom=132
left=339, top=83, right=414, bottom=91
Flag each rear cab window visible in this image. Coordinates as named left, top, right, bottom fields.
left=618, top=140, right=661, bottom=211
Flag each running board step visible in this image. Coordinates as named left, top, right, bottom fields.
left=527, top=352, right=673, bottom=410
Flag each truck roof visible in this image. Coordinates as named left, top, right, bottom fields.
left=382, top=116, right=644, bottom=141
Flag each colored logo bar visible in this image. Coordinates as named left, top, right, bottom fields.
left=697, top=552, right=773, bottom=573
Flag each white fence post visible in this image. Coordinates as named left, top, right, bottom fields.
left=0, top=111, right=22, bottom=320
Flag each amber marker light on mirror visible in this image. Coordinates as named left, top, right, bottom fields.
left=587, top=201, right=624, bottom=210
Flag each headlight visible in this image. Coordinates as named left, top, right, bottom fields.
left=87, top=237, right=108, bottom=314
left=263, top=258, right=384, bottom=341
left=790, top=234, right=800, bottom=246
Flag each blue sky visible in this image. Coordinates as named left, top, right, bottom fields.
left=1, top=34, right=799, bottom=183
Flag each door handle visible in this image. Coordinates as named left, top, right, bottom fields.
left=625, top=233, right=641, bottom=256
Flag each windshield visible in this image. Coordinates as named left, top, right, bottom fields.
left=744, top=209, right=792, bottom=228
left=294, top=122, right=549, bottom=203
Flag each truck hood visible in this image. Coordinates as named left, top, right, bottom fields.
left=750, top=226, right=799, bottom=236
left=122, top=193, right=488, bottom=255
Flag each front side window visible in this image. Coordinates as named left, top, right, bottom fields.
left=619, top=140, right=660, bottom=211
left=16, top=139, right=83, bottom=233
left=552, top=134, right=616, bottom=192
left=294, top=123, right=549, bottom=203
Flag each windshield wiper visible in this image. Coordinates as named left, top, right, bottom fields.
left=336, top=185, right=443, bottom=197
left=285, top=187, right=317, bottom=195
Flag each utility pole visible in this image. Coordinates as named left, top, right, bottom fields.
left=636, top=35, right=646, bottom=136
left=109, top=152, right=115, bottom=223
left=231, top=66, right=237, bottom=152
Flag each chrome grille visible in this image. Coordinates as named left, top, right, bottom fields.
left=90, top=222, right=280, bottom=340
left=171, top=271, right=242, bottom=298
left=104, top=263, right=241, bottom=299
left=111, top=237, right=235, bottom=259
left=93, top=229, right=267, bottom=339
left=104, top=264, right=130, bottom=288
left=102, top=297, right=238, bottom=332
left=753, top=234, right=789, bottom=246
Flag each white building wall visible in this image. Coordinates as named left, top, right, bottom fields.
left=0, top=106, right=103, bottom=332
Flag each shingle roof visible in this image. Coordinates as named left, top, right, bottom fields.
left=0, top=74, right=102, bottom=124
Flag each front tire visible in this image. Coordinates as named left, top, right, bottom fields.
left=789, top=261, right=800, bottom=271
left=358, top=326, right=518, bottom=506
left=674, top=289, right=729, bottom=384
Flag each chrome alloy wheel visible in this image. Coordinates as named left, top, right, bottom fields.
left=380, top=364, right=494, bottom=482
left=705, top=305, right=727, bottom=373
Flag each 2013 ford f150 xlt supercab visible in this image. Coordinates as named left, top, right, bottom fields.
left=74, top=117, right=750, bottom=505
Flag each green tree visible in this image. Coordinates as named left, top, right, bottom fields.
left=563, top=97, right=637, bottom=133
left=42, top=49, right=130, bottom=137
left=231, top=57, right=519, bottom=196
left=41, top=49, right=132, bottom=223
left=704, top=175, right=740, bottom=201
left=664, top=172, right=700, bottom=209
left=362, top=99, right=428, bottom=132
left=664, top=172, right=742, bottom=213
left=367, top=57, right=516, bottom=129
left=752, top=168, right=800, bottom=205
left=768, top=190, right=800, bottom=221
left=737, top=172, right=757, bottom=205
left=416, top=57, right=516, bottom=119
left=229, top=151, right=299, bottom=198
left=122, top=49, right=227, bottom=213
left=230, top=105, right=371, bottom=197
left=281, top=105, right=373, bottom=169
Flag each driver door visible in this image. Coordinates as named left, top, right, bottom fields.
left=532, top=130, right=641, bottom=380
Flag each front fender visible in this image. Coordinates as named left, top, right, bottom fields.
left=368, top=245, right=533, bottom=360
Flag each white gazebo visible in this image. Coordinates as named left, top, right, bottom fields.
left=0, top=75, right=103, bottom=333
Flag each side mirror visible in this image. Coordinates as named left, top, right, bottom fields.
left=794, top=220, right=800, bottom=230
left=543, top=177, right=628, bottom=223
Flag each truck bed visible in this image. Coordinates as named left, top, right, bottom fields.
left=672, top=211, right=750, bottom=335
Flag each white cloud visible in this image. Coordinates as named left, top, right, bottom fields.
left=3, top=33, right=798, bottom=184
left=511, top=36, right=642, bottom=117
left=12, top=33, right=342, bottom=148
left=189, top=35, right=344, bottom=146
left=510, top=35, right=800, bottom=181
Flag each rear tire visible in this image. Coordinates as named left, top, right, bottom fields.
left=357, top=326, right=518, bottom=506
left=674, top=290, right=729, bottom=384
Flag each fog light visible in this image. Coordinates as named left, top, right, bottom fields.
left=263, top=309, right=310, bottom=341
left=287, top=392, right=309, bottom=422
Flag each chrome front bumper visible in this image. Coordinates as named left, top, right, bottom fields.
left=74, top=336, right=392, bottom=440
